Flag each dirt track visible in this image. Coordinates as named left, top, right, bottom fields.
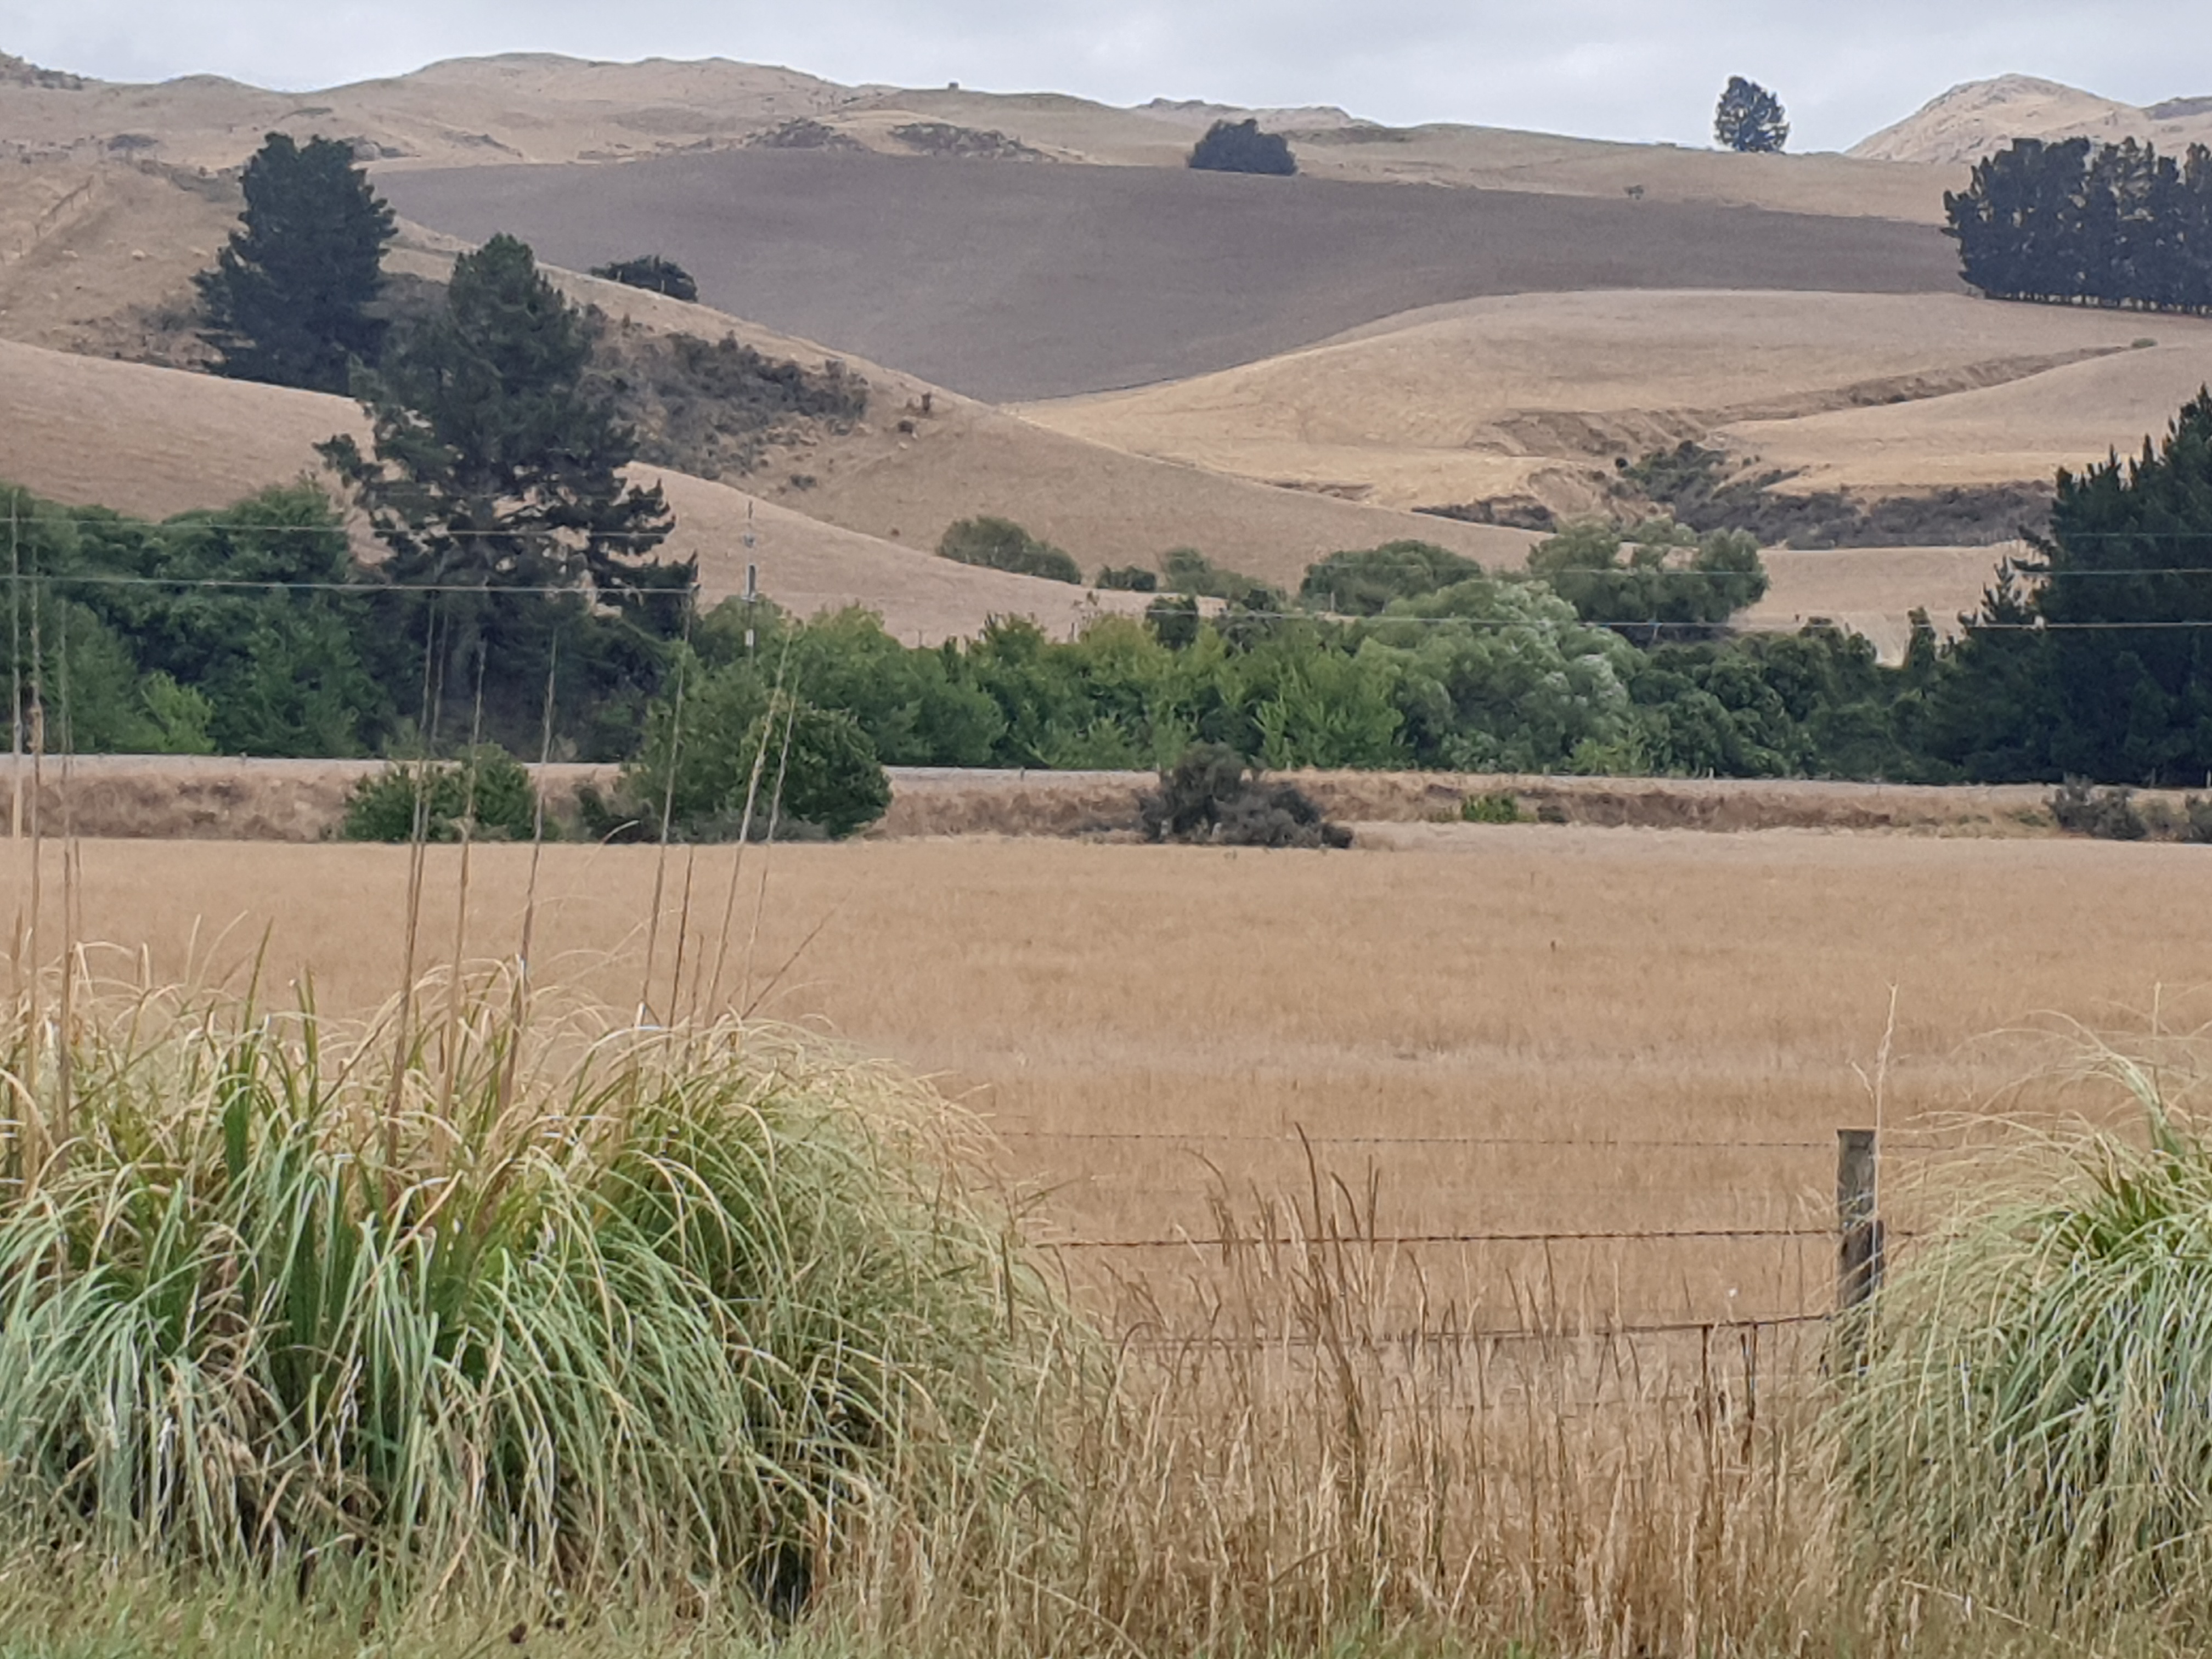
left=380, top=151, right=1961, bottom=402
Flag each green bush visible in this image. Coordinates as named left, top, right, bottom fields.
left=341, top=746, right=540, bottom=842
left=1162, top=546, right=1283, bottom=607
left=1301, top=541, right=1483, bottom=614
left=1527, top=517, right=1768, bottom=637
left=937, top=515, right=1082, bottom=584
left=617, top=657, right=891, bottom=840
left=0, top=988, right=1068, bottom=1605
left=1096, top=563, right=1159, bottom=592
left=1460, top=791, right=1525, bottom=824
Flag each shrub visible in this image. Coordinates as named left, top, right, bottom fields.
left=1839, top=1041, right=2212, bottom=1615
left=937, top=516, right=1082, bottom=584
left=1139, top=742, right=1351, bottom=848
left=1460, top=790, right=1524, bottom=824
left=1162, top=546, right=1283, bottom=607
left=617, top=667, right=891, bottom=842
left=1096, top=563, right=1159, bottom=592
left=0, top=985, right=1069, bottom=1605
left=1189, top=118, right=1297, bottom=176
left=2049, top=777, right=2148, bottom=840
left=1301, top=540, right=1484, bottom=614
left=589, top=253, right=699, bottom=302
left=341, top=746, right=540, bottom=842
left=1144, top=594, right=1202, bottom=648
left=1527, top=517, right=1768, bottom=639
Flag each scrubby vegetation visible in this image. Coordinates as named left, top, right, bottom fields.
left=891, top=121, right=1046, bottom=161
left=342, top=746, right=541, bottom=842
left=1140, top=741, right=1351, bottom=848
left=589, top=252, right=699, bottom=301
left=937, top=515, right=1083, bottom=583
left=1300, top=540, right=1484, bottom=614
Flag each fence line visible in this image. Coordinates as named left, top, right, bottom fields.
left=1042, top=1224, right=1847, bottom=1251
left=998, top=1129, right=1952, bottom=1152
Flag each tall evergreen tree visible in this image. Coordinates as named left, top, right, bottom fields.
left=195, top=133, right=396, bottom=393
left=1929, top=390, right=2212, bottom=782
left=1713, top=78, right=1788, bottom=154
left=320, top=234, right=692, bottom=751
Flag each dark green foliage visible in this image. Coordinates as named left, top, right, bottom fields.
left=1945, top=137, right=2212, bottom=313
left=1188, top=119, right=1297, bottom=177
left=1301, top=541, right=1484, bottom=614
left=590, top=253, right=699, bottom=302
left=1140, top=742, right=1350, bottom=848
left=1714, top=77, right=1789, bottom=154
left=1461, top=791, right=1524, bottom=824
left=1145, top=594, right=1202, bottom=649
left=1162, top=547, right=1284, bottom=607
left=194, top=133, right=397, bottom=393
left=1927, top=390, right=2212, bottom=783
left=342, top=746, right=540, bottom=842
left=611, top=640, right=891, bottom=840
left=1526, top=518, right=1769, bottom=639
left=1096, top=565, right=1159, bottom=592
left=320, top=234, right=692, bottom=754
left=0, top=483, right=393, bottom=757
left=936, top=516, right=1082, bottom=583
left=2047, top=778, right=2148, bottom=840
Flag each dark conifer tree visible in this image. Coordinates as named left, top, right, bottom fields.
left=320, top=234, right=692, bottom=750
left=1930, top=391, right=2212, bottom=782
left=195, top=133, right=396, bottom=393
left=1713, top=78, right=1789, bottom=154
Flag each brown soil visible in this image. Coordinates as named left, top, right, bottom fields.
left=376, top=150, right=1961, bottom=402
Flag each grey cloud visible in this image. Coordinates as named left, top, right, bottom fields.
left=1, top=0, right=2202, bottom=151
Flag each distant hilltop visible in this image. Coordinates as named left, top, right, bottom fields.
left=1852, top=74, right=2212, bottom=166
left=1132, top=98, right=1369, bottom=132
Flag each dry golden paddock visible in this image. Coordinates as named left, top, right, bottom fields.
left=10, top=825, right=2208, bottom=1333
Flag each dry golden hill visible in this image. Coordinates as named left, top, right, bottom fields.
left=1718, top=336, right=2212, bottom=494
left=0, top=336, right=1152, bottom=644
left=1852, top=75, right=2212, bottom=167
left=1014, top=290, right=2204, bottom=517
left=380, top=149, right=1959, bottom=401
left=0, top=47, right=1954, bottom=221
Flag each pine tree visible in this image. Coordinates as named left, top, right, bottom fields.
left=1932, top=392, right=2212, bottom=782
left=320, top=234, right=692, bottom=749
left=1713, top=77, right=1789, bottom=154
left=195, top=133, right=396, bottom=393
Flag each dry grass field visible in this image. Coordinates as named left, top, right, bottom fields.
left=10, top=827, right=2203, bottom=1336
left=1853, top=72, right=2212, bottom=166
left=377, top=150, right=1961, bottom=402
left=1017, top=290, right=2195, bottom=515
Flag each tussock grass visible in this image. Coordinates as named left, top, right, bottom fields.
left=1843, top=1031, right=2212, bottom=1632
left=0, top=974, right=1071, bottom=1611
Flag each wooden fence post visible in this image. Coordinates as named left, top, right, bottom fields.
left=1837, top=1127, right=1883, bottom=1316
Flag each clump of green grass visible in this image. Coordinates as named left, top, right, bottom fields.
left=0, top=979, right=1071, bottom=1613
left=1840, top=1038, right=2212, bottom=1623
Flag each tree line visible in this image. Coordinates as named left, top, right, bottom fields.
left=1946, top=136, right=2212, bottom=313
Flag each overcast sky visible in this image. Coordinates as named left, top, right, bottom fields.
left=3, top=1, right=2203, bottom=153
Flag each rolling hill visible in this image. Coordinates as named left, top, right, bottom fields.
left=1852, top=74, right=2212, bottom=166
left=377, top=149, right=1960, bottom=402
left=1013, top=290, right=2198, bottom=517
